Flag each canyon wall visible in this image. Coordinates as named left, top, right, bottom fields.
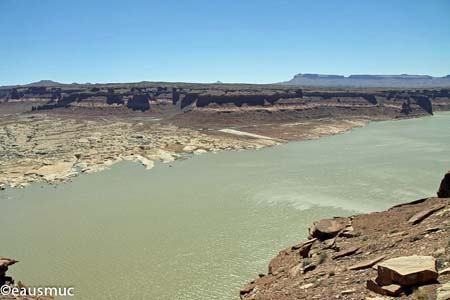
left=1, top=83, right=450, bottom=119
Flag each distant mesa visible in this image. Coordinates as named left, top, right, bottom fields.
left=298, top=74, right=344, bottom=79
left=283, top=73, right=450, bottom=87
left=24, top=80, right=62, bottom=87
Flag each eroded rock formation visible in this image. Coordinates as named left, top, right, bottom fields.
left=0, top=257, right=17, bottom=285
left=2, top=82, right=449, bottom=117
left=127, top=94, right=150, bottom=111
left=106, top=90, right=124, bottom=105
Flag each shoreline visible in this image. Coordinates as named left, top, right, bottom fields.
left=2, top=83, right=448, bottom=189
left=0, top=112, right=443, bottom=190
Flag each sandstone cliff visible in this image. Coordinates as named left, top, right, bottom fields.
left=2, top=82, right=450, bottom=120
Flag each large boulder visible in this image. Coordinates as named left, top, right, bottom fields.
left=309, top=217, right=348, bottom=240
left=438, top=171, right=450, bottom=198
left=376, top=256, right=438, bottom=286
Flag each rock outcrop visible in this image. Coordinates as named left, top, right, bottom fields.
left=127, top=94, right=150, bottom=111
left=412, top=95, right=433, bottom=114
left=407, top=204, right=446, bottom=224
left=194, top=90, right=303, bottom=107
left=366, top=255, right=439, bottom=297
left=2, top=81, right=450, bottom=119
left=438, top=171, right=450, bottom=198
left=106, top=91, right=124, bottom=105
left=0, top=258, right=44, bottom=300
left=240, top=173, right=450, bottom=300
left=172, top=88, right=180, bottom=105
left=376, top=256, right=438, bottom=286
left=0, top=257, right=17, bottom=285
left=308, top=217, right=349, bottom=240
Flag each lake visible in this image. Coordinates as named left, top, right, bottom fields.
left=1, top=112, right=449, bottom=299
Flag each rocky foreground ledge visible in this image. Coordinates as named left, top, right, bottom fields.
left=241, top=171, right=450, bottom=300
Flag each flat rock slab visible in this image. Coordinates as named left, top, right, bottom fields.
left=291, top=238, right=317, bottom=250
left=309, top=217, right=349, bottom=240
left=332, top=246, right=360, bottom=260
left=367, top=279, right=402, bottom=296
left=291, top=238, right=317, bottom=258
left=408, top=204, right=446, bottom=225
left=349, top=255, right=386, bottom=270
left=376, top=255, right=437, bottom=286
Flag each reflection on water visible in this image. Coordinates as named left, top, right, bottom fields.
left=0, top=112, right=449, bottom=299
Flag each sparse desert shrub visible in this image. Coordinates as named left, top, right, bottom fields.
left=436, top=257, right=446, bottom=269
left=318, top=252, right=327, bottom=264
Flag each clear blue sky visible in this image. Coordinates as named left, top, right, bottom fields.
left=1, top=0, right=449, bottom=85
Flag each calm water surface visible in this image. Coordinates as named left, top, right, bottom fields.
left=1, top=112, right=449, bottom=299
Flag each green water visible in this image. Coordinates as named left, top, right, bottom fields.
left=1, top=112, right=449, bottom=300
